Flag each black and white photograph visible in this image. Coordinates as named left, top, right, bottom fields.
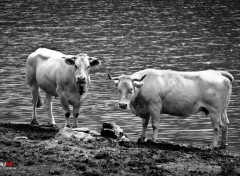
left=0, top=0, right=240, bottom=175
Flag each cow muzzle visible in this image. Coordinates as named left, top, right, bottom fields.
left=119, top=103, right=128, bottom=109
left=76, top=76, right=86, bottom=84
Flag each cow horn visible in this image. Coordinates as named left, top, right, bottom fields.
left=62, top=55, right=77, bottom=60
left=108, top=74, right=119, bottom=80
left=132, top=74, right=146, bottom=82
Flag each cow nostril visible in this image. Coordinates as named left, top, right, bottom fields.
left=119, top=103, right=127, bottom=109
left=77, top=77, right=86, bottom=82
left=76, top=77, right=86, bottom=84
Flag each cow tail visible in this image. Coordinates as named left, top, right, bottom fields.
left=220, top=71, right=234, bottom=83
left=36, top=89, right=43, bottom=108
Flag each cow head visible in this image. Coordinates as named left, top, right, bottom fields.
left=63, top=53, right=101, bottom=84
left=108, top=74, right=146, bottom=109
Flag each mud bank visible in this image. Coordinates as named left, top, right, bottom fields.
left=0, top=122, right=239, bottom=176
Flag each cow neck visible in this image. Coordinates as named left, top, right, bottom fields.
left=76, top=83, right=85, bottom=95
left=130, top=86, right=140, bottom=107
left=131, top=86, right=147, bottom=106
left=76, top=77, right=90, bottom=95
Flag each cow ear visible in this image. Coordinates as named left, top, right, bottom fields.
left=64, top=57, right=75, bottom=65
left=114, top=80, right=119, bottom=86
left=133, top=81, right=144, bottom=88
left=90, top=58, right=101, bottom=67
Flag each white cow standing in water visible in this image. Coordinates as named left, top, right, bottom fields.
left=26, top=48, right=101, bottom=127
left=108, top=68, right=233, bottom=149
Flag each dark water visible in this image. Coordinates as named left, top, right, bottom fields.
left=0, top=0, right=239, bottom=152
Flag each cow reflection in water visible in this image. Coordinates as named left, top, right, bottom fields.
left=26, top=48, right=101, bottom=128
left=108, top=68, right=233, bottom=149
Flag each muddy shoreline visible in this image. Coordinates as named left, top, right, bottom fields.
left=0, top=122, right=239, bottom=176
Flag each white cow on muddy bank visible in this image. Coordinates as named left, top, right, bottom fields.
left=26, top=48, right=101, bottom=127
left=108, top=69, right=233, bottom=149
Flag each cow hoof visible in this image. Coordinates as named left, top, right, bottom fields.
left=65, top=124, right=71, bottom=128
left=30, top=120, right=39, bottom=125
left=220, top=144, right=228, bottom=149
left=146, top=138, right=156, bottom=144
left=209, top=145, right=220, bottom=150
left=46, top=123, right=57, bottom=127
left=137, top=137, right=145, bottom=143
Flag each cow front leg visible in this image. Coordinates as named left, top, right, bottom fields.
left=210, top=112, right=221, bottom=149
left=60, top=96, right=71, bottom=128
left=44, top=93, right=55, bottom=125
left=72, top=105, right=80, bottom=128
left=138, top=113, right=150, bottom=142
left=149, top=105, right=161, bottom=142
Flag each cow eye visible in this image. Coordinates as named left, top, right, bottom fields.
left=75, top=65, right=78, bottom=69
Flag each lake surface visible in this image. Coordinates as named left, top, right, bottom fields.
left=0, top=0, right=239, bottom=152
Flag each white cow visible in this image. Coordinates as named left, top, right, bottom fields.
left=108, top=69, right=233, bottom=149
left=26, top=48, right=101, bottom=127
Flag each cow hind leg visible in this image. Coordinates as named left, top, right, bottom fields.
left=44, top=93, right=56, bottom=125
left=220, top=109, right=229, bottom=149
left=30, top=84, right=40, bottom=125
left=209, top=112, right=221, bottom=149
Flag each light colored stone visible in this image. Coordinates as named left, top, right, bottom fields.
left=14, top=136, right=28, bottom=140
left=119, top=136, right=130, bottom=142
left=58, top=127, right=95, bottom=142
left=72, top=127, right=90, bottom=133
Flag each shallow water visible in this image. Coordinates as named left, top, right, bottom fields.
left=0, top=0, right=239, bottom=152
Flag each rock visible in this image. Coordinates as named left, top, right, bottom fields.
left=57, top=127, right=95, bottom=142
left=14, top=136, right=28, bottom=140
left=119, top=136, right=130, bottom=142
left=72, top=127, right=90, bottom=133
left=62, top=127, right=72, bottom=133
left=102, top=123, right=115, bottom=129
left=59, top=127, right=72, bottom=138
left=101, top=122, right=128, bottom=140
left=72, top=132, right=95, bottom=142
left=89, top=130, right=101, bottom=136
left=101, top=128, right=117, bottom=139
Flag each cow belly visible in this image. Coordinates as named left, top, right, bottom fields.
left=36, top=73, right=58, bottom=96
left=160, top=85, right=201, bottom=117
left=161, top=101, right=198, bottom=117
left=36, top=62, right=59, bottom=96
left=37, top=78, right=58, bottom=96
